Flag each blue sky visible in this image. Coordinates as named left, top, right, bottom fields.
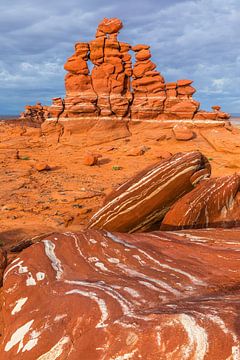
left=0, top=0, right=239, bottom=114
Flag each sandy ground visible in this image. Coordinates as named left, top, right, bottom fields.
left=0, top=119, right=240, bottom=252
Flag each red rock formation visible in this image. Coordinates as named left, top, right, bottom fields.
left=173, top=124, right=195, bottom=141
left=20, top=18, right=230, bottom=125
left=1, top=228, right=240, bottom=359
left=161, top=174, right=240, bottom=230
left=47, top=97, right=64, bottom=119
left=131, top=44, right=166, bottom=120
left=20, top=102, right=49, bottom=125
left=63, top=41, right=98, bottom=118
left=88, top=151, right=211, bottom=232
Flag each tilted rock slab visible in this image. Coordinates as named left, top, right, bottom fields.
left=1, top=229, right=240, bottom=359
left=161, top=174, right=240, bottom=230
left=88, top=151, right=210, bottom=232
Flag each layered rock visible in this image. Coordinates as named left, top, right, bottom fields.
left=88, top=151, right=211, bottom=232
left=47, top=97, right=64, bottom=119
left=161, top=80, right=200, bottom=120
left=1, top=229, right=240, bottom=359
left=30, top=17, right=229, bottom=125
left=161, top=174, right=240, bottom=230
left=62, top=41, right=98, bottom=118
left=131, top=44, right=166, bottom=120
left=60, top=18, right=132, bottom=120
left=20, top=103, right=49, bottom=125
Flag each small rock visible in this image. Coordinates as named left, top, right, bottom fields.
left=15, top=150, right=20, bottom=159
left=35, top=162, right=51, bottom=171
left=2, top=203, right=17, bottom=211
left=64, top=215, right=74, bottom=227
left=83, top=153, right=101, bottom=166
left=173, top=125, right=195, bottom=141
left=156, top=151, right=172, bottom=160
left=127, top=146, right=149, bottom=156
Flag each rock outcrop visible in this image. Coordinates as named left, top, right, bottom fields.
left=1, top=229, right=240, bottom=359
left=44, top=17, right=230, bottom=124
left=20, top=103, right=49, bottom=125
left=88, top=151, right=211, bottom=232
left=161, top=174, right=240, bottom=230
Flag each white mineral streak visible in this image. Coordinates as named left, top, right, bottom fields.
left=91, top=153, right=199, bottom=225
left=43, top=240, right=63, bottom=280
left=176, top=233, right=210, bottom=244
left=54, top=314, right=67, bottom=322
left=22, top=330, right=41, bottom=352
left=11, top=297, right=28, bottom=315
left=156, top=331, right=161, bottom=347
left=88, top=257, right=99, bottom=262
left=4, top=319, right=34, bottom=353
left=5, top=283, right=17, bottom=294
left=26, top=273, right=36, bottom=286
left=64, top=279, right=150, bottom=322
left=137, top=248, right=205, bottom=286
left=108, top=257, right=120, bottom=264
left=183, top=177, right=237, bottom=226
left=138, top=280, right=162, bottom=292
left=36, top=272, right=45, bottom=281
left=106, top=232, right=135, bottom=249
left=99, top=163, right=199, bottom=227
left=4, top=260, right=28, bottom=279
left=123, top=287, right=140, bottom=298
left=107, top=232, right=205, bottom=288
left=111, top=349, right=138, bottom=360
left=95, top=262, right=110, bottom=272
left=36, top=336, right=70, bottom=360
left=179, top=314, right=208, bottom=360
left=65, top=289, right=108, bottom=328
left=117, top=263, right=181, bottom=296
left=132, top=254, right=145, bottom=266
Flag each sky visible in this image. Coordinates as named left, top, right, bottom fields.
left=0, top=0, right=239, bottom=115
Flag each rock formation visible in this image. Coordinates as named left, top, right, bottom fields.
left=88, top=151, right=211, bottom=232
left=20, top=102, right=49, bottom=125
left=43, top=17, right=230, bottom=124
left=161, top=174, right=240, bottom=230
left=1, top=229, right=240, bottom=359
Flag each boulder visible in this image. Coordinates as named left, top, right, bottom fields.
left=173, top=125, right=195, bottom=141
left=83, top=153, right=101, bottom=166
left=88, top=151, right=211, bottom=232
left=1, top=229, right=240, bottom=359
left=177, top=79, right=193, bottom=86
left=34, top=162, right=51, bottom=172
left=161, top=174, right=240, bottom=230
left=97, top=17, right=123, bottom=34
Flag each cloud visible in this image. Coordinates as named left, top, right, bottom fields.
left=0, top=0, right=239, bottom=114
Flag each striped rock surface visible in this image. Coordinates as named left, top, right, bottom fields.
left=1, top=229, right=240, bottom=359
left=88, top=151, right=211, bottom=232
left=161, top=174, right=240, bottom=230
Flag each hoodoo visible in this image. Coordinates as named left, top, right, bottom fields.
left=20, top=17, right=230, bottom=126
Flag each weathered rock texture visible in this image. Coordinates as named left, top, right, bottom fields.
left=161, top=174, right=240, bottom=230
left=1, top=229, right=240, bottom=359
left=44, top=17, right=230, bottom=123
left=88, top=151, right=211, bottom=232
left=20, top=103, right=50, bottom=125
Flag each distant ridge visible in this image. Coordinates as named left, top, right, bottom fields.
left=0, top=115, right=18, bottom=120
